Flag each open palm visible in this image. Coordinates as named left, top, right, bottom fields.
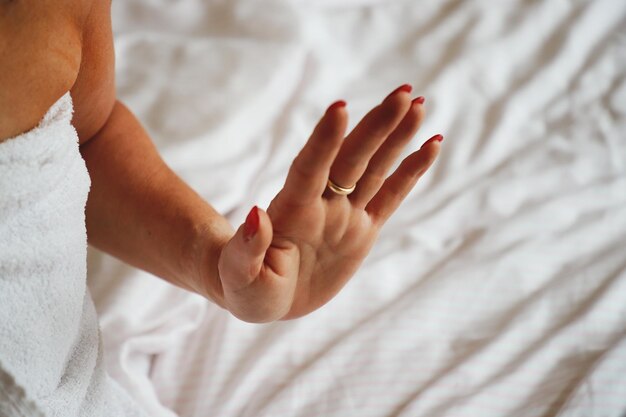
left=216, top=85, right=442, bottom=322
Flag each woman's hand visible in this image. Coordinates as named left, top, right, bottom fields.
left=210, top=84, right=442, bottom=322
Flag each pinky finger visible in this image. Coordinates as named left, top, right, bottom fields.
left=365, top=134, right=442, bottom=227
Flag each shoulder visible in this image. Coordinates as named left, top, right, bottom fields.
left=0, top=0, right=90, bottom=142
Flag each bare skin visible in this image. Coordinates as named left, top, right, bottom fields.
left=1, top=0, right=442, bottom=323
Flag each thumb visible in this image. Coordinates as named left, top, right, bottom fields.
left=219, top=205, right=273, bottom=291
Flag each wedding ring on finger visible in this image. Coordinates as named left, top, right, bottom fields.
left=326, top=178, right=356, bottom=196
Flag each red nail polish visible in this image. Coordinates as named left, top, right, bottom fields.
left=413, top=96, right=425, bottom=105
left=420, top=134, right=444, bottom=149
left=327, top=100, right=347, bottom=113
left=243, top=206, right=259, bottom=241
left=386, top=84, right=413, bottom=99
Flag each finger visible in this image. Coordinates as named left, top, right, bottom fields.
left=349, top=96, right=425, bottom=209
left=281, top=101, right=348, bottom=206
left=365, top=134, right=443, bottom=227
left=218, top=205, right=274, bottom=293
left=326, top=84, right=413, bottom=195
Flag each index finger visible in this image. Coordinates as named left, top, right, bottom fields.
left=280, top=101, right=348, bottom=205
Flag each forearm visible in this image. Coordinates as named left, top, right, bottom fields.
left=79, top=101, right=233, bottom=306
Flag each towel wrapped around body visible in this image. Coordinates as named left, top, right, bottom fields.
left=0, top=92, right=147, bottom=416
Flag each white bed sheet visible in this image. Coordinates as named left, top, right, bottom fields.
left=87, top=0, right=626, bottom=416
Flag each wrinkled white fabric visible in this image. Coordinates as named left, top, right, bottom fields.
left=89, top=0, right=626, bottom=416
left=0, top=93, right=148, bottom=417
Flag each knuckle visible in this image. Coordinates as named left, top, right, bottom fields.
left=315, top=119, right=342, bottom=141
left=365, top=168, right=387, bottom=184
left=379, top=99, right=407, bottom=122
left=340, top=153, right=368, bottom=171
left=290, top=155, right=313, bottom=178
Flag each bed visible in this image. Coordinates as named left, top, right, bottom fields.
left=86, top=0, right=626, bottom=415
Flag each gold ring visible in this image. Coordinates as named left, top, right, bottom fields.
left=326, top=178, right=356, bottom=196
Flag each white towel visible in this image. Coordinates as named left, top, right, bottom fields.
left=0, top=93, right=148, bottom=417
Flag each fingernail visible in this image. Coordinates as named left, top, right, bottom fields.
left=326, top=100, right=347, bottom=113
left=420, top=134, right=444, bottom=149
left=386, top=84, right=413, bottom=100
left=243, top=206, right=259, bottom=242
left=413, top=96, right=425, bottom=105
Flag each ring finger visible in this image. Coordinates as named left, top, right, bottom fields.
left=323, top=84, right=413, bottom=199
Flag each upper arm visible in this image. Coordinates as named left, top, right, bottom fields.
left=70, top=0, right=117, bottom=144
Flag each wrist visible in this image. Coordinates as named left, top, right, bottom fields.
left=184, top=218, right=234, bottom=309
